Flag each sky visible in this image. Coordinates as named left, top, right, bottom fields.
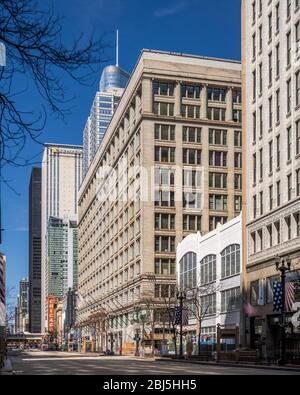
left=2, top=0, right=241, bottom=299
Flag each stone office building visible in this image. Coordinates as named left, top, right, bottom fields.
left=242, top=0, right=300, bottom=361
left=77, top=50, right=242, bottom=354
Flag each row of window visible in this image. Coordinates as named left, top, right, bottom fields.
left=252, top=169, right=300, bottom=218
left=153, top=81, right=242, bottom=103
left=179, top=245, right=241, bottom=289
left=155, top=124, right=242, bottom=147
left=154, top=147, right=242, bottom=168
left=251, top=211, right=300, bottom=254
left=153, top=101, right=242, bottom=122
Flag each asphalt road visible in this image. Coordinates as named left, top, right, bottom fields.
left=6, top=351, right=300, bottom=376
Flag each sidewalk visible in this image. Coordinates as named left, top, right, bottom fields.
left=0, top=357, right=13, bottom=375
left=155, top=357, right=300, bottom=373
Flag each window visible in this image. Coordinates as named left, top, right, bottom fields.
left=207, top=87, right=226, bottom=102
left=179, top=253, right=197, bottom=290
left=181, top=105, right=200, bottom=119
left=155, top=236, right=176, bottom=253
left=235, top=196, right=242, bottom=212
left=259, top=148, right=263, bottom=180
left=269, top=140, right=273, bottom=173
left=155, top=147, right=175, bottom=163
left=153, top=81, right=175, bottom=96
left=155, top=168, right=175, bottom=186
left=276, top=89, right=280, bottom=123
left=155, top=259, right=176, bottom=276
left=183, top=126, right=201, bottom=143
left=201, top=294, right=217, bottom=315
left=233, top=90, right=242, bottom=104
left=221, top=287, right=241, bottom=313
left=269, top=52, right=273, bottom=86
left=297, top=169, right=300, bottom=196
left=209, top=195, right=228, bottom=211
left=287, top=31, right=292, bottom=66
left=209, top=129, right=227, bottom=146
left=183, top=192, right=202, bottom=209
left=235, top=153, right=242, bottom=169
left=277, top=181, right=281, bottom=206
left=296, top=71, right=300, bottom=106
left=183, top=169, right=202, bottom=187
left=276, top=44, right=280, bottom=77
left=297, top=120, right=300, bottom=156
left=287, top=127, right=292, bottom=161
left=209, top=216, right=227, bottom=231
left=155, top=214, right=175, bottom=230
left=183, top=149, right=202, bottom=165
left=209, top=151, right=228, bottom=167
left=183, top=215, right=202, bottom=232
left=200, top=255, right=216, bottom=285
left=287, top=79, right=292, bottom=114
left=269, top=184, right=274, bottom=211
left=269, top=96, right=273, bottom=129
left=234, top=131, right=242, bottom=147
left=207, top=107, right=226, bottom=121
left=155, top=284, right=175, bottom=299
left=221, top=244, right=241, bottom=279
left=235, top=174, right=242, bottom=190
left=209, top=173, right=227, bottom=189
left=268, top=13, right=272, bottom=42
left=181, top=84, right=201, bottom=99
left=287, top=174, right=292, bottom=201
left=233, top=110, right=242, bottom=123
left=276, top=135, right=281, bottom=169
left=250, top=280, right=260, bottom=306
left=253, top=153, right=257, bottom=184
left=155, top=124, right=175, bottom=141
left=153, top=102, right=174, bottom=116
left=155, top=191, right=175, bottom=207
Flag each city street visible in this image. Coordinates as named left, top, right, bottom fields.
left=6, top=351, right=300, bottom=376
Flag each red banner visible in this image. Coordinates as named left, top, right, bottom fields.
left=48, top=296, right=56, bottom=334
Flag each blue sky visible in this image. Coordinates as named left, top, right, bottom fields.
left=2, top=0, right=241, bottom=297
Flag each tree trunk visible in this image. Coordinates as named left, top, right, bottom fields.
left=198, top=324, right=202, bottom=357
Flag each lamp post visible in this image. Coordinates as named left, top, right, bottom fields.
left=177, top=290, right=186, bottom=359
left=275, top=255, right=292, bottom=366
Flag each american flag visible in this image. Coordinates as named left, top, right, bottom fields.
left=175, top=307, right=189, bottom=326
left=273, top=281, right=295, bottom=313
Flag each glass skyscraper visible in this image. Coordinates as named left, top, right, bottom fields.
left=83, top=65, right=130, bottom=176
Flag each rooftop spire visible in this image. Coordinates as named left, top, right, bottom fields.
left=116, top=29, right=119, bottom=67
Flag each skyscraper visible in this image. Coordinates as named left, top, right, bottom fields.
left=46, top=216, right=78, bottom=300
left=41, top=144, right=83, bottom=333
left=83, top=59, right=129, bottom=175
left=29, top=168, right=42, bottom=334
left=15, top=278, right=29, bottom=333
left=242, top=0, right=300, bottom=358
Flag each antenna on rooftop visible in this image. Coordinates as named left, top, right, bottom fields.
left=116, top=29, right=119, bottom=67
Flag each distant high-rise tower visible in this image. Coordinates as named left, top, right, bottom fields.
left=29, top=168, right=42, bottom=334
left=15, top=278, right=29, bottom=333
left=41, top=144, right=83, bottom=333
left=83, top=31, right=130, bottom=176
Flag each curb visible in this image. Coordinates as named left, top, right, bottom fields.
left=155, top=358, right=300, bottom=373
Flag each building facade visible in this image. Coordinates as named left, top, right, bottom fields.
left=242, top=0, right=300, bottom=360
left=176, top=215, right=242, bottom=350
left=29, top=168, right=42, bottom=334
left=46, top=216, right=79, bottom=300
left=15, top=278, right=29, bottom=333
left=77, top=50, right=242, bottom=354
left=41, top=144, right=83, bottom=333
left=83, top=65, right=130, bottom=175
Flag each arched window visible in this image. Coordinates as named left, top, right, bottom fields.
left=179, top=252, right=197, bottom=290
left=200, top=255, right=217, bottom=285
left=221, top=244, right=241, bottom=279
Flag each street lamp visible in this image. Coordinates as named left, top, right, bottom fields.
left=176, top=290, right=187, bottom=359
left=275, top=255, right=292, bottom=366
